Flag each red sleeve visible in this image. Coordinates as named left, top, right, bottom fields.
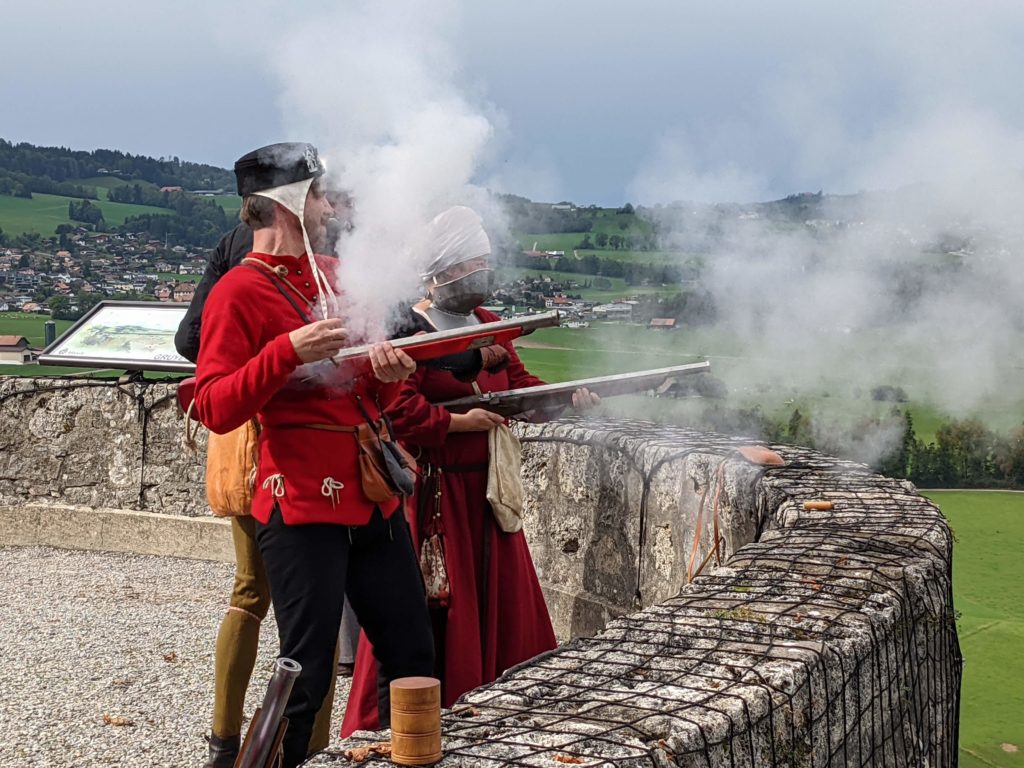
left=473, top=307, right=546, bottom=391
left=193, top=280, right=302, bottom=434
left=386, top=369, right=452, bottom=448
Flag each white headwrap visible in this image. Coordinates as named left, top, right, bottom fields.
left=418, top=206, right=492, bottom=282
left=254, top=178, right=337, bottom=318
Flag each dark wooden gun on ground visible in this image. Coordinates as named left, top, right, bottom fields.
left=235, top=658, right=301, bottom=768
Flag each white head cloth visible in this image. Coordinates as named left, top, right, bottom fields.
left=254, top=177, right=337, bottom=318
left=418, top=206, right=492, bottom=282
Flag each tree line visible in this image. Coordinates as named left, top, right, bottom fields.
left=0, top=138, right=234, bottom=190
left=0, top=169, right=98, bottom=200
left=68, top=199, right=105, bottom=227
left=118, top=193, right=232, bottom=248
left=702, top=403, right=1024, bottom=489
left=501, top=249, right=697, bottom=287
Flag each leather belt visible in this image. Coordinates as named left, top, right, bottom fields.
left=269, top=423, right=360, bottom=433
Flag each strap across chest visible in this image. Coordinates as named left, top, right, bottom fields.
left=241, top=257, right=314, bottom=324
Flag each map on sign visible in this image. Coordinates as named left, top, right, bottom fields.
left=38, top=301, right=195, bottom=373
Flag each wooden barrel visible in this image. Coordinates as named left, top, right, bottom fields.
left=390, top=676, right=441, bottom=766
left=803, top=500, right=835, bottom=510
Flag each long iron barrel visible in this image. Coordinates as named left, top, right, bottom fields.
left=236, top=657, right=302, bottom=768
left=437, top=361, right=712, bottom=417
left=331, top=311, right=561, bottom=364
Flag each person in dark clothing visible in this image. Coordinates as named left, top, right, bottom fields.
left=174, top=223, right=253, bottom=364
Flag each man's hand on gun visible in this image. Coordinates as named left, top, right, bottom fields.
left=289, top=318, right=349, bottom=363
left=369, top=342, right=417, bottom=383
left=289, top=322, right=416, bottom=382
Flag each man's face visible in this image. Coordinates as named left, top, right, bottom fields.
left=303, top=179, right=335, bottom=250
left=327, top=189, right=355, bottom=233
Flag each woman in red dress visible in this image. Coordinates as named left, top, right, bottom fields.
left=342, top=207, right=596, bottom=735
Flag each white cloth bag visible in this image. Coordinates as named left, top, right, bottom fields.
left=486, top=423, right=524, bottom=533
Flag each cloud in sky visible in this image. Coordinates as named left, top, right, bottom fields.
left=3, top=0, right=1024, bottom=204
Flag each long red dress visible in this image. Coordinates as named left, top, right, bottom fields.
left=341, top=308, right=557, bottom=735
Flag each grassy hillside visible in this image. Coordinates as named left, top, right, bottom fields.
left=516, top=232, right=683, bottom=265
left=925, top=491, right=1024, bottom=768
left=0, top=192, right=172, bottom=235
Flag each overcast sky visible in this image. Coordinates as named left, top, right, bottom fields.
left=3, top=0, right=1024, bottom=205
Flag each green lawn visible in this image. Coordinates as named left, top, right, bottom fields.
left=0, top=313, right=74, bottom=346
left=79, top=175, right=157, bottom=198
left=925, top=491, right=1024, bottom=767
left=212, top=194, right=241, bottom=218
left=515, top=232, right=684, bottom=265
left=0, top=192, right=173, bottom=235
left=497, top=267, right=681, bottom=302
left=0, top=364, right=187, bottom=378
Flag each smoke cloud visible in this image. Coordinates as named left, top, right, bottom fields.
left=263, top=0, right=506, bottom=341
left=629, top=117, right=1024, bottom=462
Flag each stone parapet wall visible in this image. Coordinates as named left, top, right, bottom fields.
left=330, top=421, right=961, bottom=767
left=0, top=378, right=961, bottom=766
left=516, top=419, right=767, bottom=640
left=0, top=377, right=206, bottom=515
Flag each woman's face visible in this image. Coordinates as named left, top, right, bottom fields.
left=429, top=256, right=490, bottom=293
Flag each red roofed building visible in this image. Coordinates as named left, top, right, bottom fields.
left=0, top=335, right=32, bottom=365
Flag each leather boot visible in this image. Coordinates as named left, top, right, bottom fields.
left=203, top=733, right=240, bottom=768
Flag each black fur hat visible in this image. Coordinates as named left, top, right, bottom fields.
left=234, top=142, right=324, bottom=196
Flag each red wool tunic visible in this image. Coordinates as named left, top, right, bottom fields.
left=193, top=251, right=400, bottom=526
left=341, top=308, right=557, bottom=735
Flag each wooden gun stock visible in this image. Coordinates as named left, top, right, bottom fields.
left=437, top=361, right=712, bottom=418
left=235, top=658, right=301, bottom=768
left=329, top=311, right=561, bottom=375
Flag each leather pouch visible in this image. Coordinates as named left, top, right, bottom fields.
left=206, top=419, right=260, bottom=517
left=356, top=422, right=417, bottom=502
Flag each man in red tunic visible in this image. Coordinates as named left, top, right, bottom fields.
left=193, top=142, right=433, bottom=768
left=342, top=206, right=597, bottom=736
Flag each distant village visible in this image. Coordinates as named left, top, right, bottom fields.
left=0, top=229, right=673, bottom=365
left=0, top=228, right=206, bottom=315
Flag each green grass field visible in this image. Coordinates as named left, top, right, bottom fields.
left=0, top=313, right=73, bottom=345
left=925, top=491, right=1024, bottom=767
left=0, top=192, right=173, bottom=235
left=211, top=194, right=241, bottom=218
left=516, top=233, right=684, bottom=265
left=497, top=267, right=681, bottom=302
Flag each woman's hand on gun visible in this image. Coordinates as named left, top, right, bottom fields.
left=369, top=342, right=416, bottom=383
left=448, top=408, right=505, bottom=432
left=571, top=387, right=601, bottom=409
left=289, top=319, right=349, bottom=363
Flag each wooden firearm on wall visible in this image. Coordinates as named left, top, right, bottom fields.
left=437, top=361, right=712, bottom=418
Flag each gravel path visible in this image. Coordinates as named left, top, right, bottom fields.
left=0, top=546, right=352, bottom=767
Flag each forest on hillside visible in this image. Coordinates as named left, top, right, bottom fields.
left=0, top=138, right=234, bottom=191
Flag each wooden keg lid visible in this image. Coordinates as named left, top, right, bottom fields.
left=391, top=677, right=441, bottom=708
